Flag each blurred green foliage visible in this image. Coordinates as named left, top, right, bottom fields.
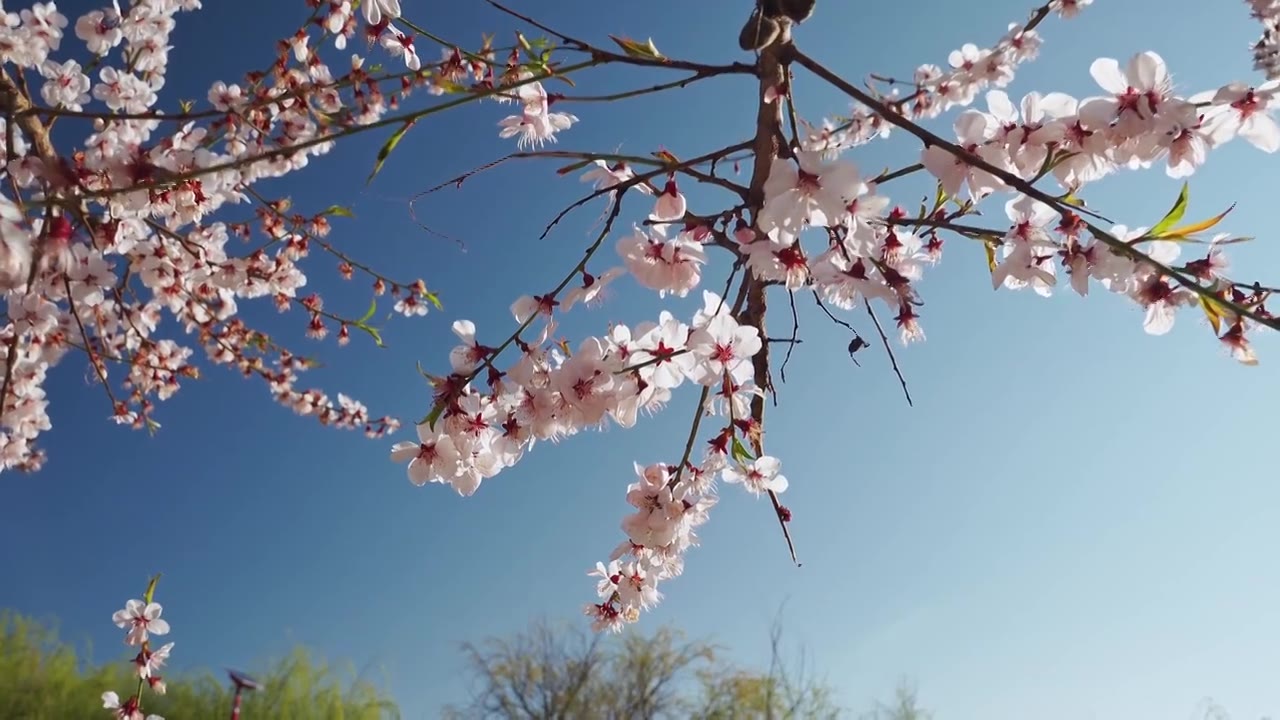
left=0, top=611, right=399, bottom=720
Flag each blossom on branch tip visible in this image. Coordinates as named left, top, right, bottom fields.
left=112, top=600, right=170, bottom=646
left=723, top=456, right=789, bottom=497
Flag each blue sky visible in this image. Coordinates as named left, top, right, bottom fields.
left=3, top=1, right=1279, bottom=718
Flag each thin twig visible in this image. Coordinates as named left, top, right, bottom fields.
left=538, top=140, right=754, bottom=240
left=64, top=277, right=119, bottom=408
left=810, top=291, right=862, bottom=367
left=863, top=303, right=913, bottom=407
left=551, top=71, right=721, bottom=103
left=872, top=163, right=924, bottom=185
left=779, top=289, right=800, bottom=384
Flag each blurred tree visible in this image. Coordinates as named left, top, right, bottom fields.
left=857, top=681, right=932, bottom=720
left=443, top=617, right=843, bottom=719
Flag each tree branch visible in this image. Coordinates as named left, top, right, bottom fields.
left=789, top=47, right=1280, bottom=333
left=863, top=304, right=913, bottom=407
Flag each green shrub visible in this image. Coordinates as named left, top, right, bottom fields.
left=0, top=611, right=399, bottom=720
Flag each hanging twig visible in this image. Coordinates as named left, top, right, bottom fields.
left=779, top=289, right=800, bottom=384
left=863, top=303, right=913, bottom=407
left=810, top=291, right=863, bottom=367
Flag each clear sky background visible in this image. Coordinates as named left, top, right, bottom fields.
left=3, top=1, right=1279, bottom=719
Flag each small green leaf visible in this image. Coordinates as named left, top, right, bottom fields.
left=354, top=322, right=384, bottom=348
left=730, top=436, right=755, bottom=464
left=423, top=290, right=443, bottom=310
left=358, top=297, right=377, bottom=324
left=323, top=205, right=355, bottom=219
left=435, top=78, right=468, bottom=94
left=608, top=35, right=665, bottom=60
left=652, top=149, right=681, bottom=166
left=1148, top=181, right=1190, bottom=237
left=982, top=235, right=1000, bottom=275
left=1199, top=295, right=1226, bottom=334
left=421, top=402, right=445, bottom=429
left=143, top=574, right=162, bottom=604
left=1156, top=202, right=1235, bottom=239
left=1047, top=150, right=1078, bottom=173
left=367, top=121, right=415, bottom=184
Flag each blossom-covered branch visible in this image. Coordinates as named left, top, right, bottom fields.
left=5, top=5, right=1275, bottom=710
left=387, top=0, right=1279, bottom=634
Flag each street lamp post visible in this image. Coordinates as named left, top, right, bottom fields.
left=226, top=669, right=263, bottom=720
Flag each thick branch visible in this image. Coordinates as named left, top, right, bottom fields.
left=744, top=34, right=798, bottom=566
left=0, top=68, right=57, bottom=161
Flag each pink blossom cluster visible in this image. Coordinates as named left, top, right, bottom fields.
left=800, top=0, right=1076, bottom=155
left=917, top=51, right=1278, bottom=356
left=585, top=451, right=790, bottom=632
left=102, top=590, right=173, bottom=719
left=391, top=274, right=769, bottom=497
left=1252, top=0, right=1280, bottom=79
left=394, top=166, right=822, bottom=628
left=394, top=144, right=948, bottom=627
left=390, top=0, right=1280, bottom=632
left=0, top=0, right=588, bottom=473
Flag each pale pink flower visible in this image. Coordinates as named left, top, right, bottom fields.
left=632, top=312, right=695, bottom=390
left=112, top=600, right=170, bottom=646
left=562, top=267, right=624, bottom=311
left=447, top=320, right=490, bottom=374
left=687, top=311, right=762, bottom=386
left=1204, top=81, right=1280, bottom=153
left=722, top=456, right=789, bottom=497
left=759, top=151, right=862, bottom=233
left=993, top=196, right=1059, bottom=296
left=1155, top=101, right=1214, bottom=178
left=39, top=58, right=89, bottom=109
left=75, top=7, right=124, bottom=55
left=362, top=0, right=401, bottom=25
left=498, top=107, right=578, bottom=150
left=134, top=642, right=173, bottom=679
left=921, top=110, right=1008, bottom=198
left=380, top=28, right=420, bottom=71
left=616, top=225, right=706, bottom=298
left=390, top=425, right=460, bottom=486
left=650, top=179, right=687, bottom=222
left=581, top=160, right=653, bottom=195
left=554, top=338, right=621, bottom=427
left=102, top=691, right=145, bottom=720
left=1080, top=51, right=1173, bottom=140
